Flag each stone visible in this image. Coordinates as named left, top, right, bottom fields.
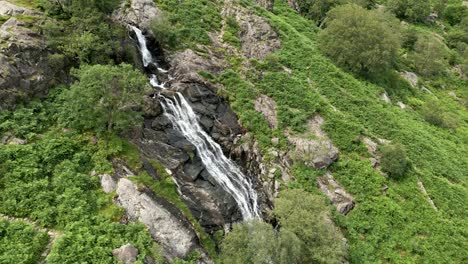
left=0, top=17, right=59, bottom=110
left=400, top=71, right=418, bottom=88
left=463, top=1, right=468, bottom=7
left=112, top=244, right=139, bottom=264
left=254, top=94, right=278, bottom=128
left=222, top=4, right=281, bottom=59
left=287, top=0, right=300, bottom=12
left=287, top=115, right=339, bottom=169
left=7, top=137, right=27, bottom=145
left=317, top=172, right=355, bottom=215
left=420, top=86, right=433, bottom=94
left=113, top=0, right=162, bottom=31
left=380, top=92, right=391, bottom=104
left=252, top=0, right=274, bottom=10
left=271, top=137, right=279, bottom=145
left=116, top=178, right=203, bottom=260
left=100, top=174, right=116, bottom=193
left=397, top=101, right=406, bottom=109
left=0, top=1, right=40, bottom=16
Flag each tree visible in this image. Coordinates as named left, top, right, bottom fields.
left=409, top=34, right=449, bottom=77
left=379, top=143, right=409, bottom=178
left=274, top=189, right=347, bottom=264
left=443, top=5, right=467, bottom=26
left=58, top=64, right=149, bottom=132
left=318, top=4, right=401, bottom=76
left=387, top=0, right=431, bottom=23
left=421, top=100, right=460, bottom=130
left=295, top=0, right=346, bottom=25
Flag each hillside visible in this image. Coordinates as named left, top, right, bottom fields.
left=0, top=0, right=466, bottom=263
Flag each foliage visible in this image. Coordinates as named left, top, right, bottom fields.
left=274, top=189, right=347, bottom=263
left=378, top=143, right=409, bottom=178
left=387, top=0, right=431, bottom=23
left=318, top=4, right=401, bottom=76
left=222, top=16, right=241, bottom=48
left=443, top=4, right=467, bottom=26
left=294, top=0, right=346, bottom=25
left=58, top=64, right=149, bottom=133
left=409, top=34, right=449, bottom=77
left=150, top=16, right=179, bottom=49
left=40, top=0, right=127, bottom=66
left=153, top=0, right=222, bottom=49
left=421, top=99, right=460, bottom=129
left=0, top=97, right=162, bottom=262
left=0, top=219, right=49, bottom=264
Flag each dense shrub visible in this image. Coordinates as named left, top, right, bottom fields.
left=421, top=100, right=460, bottom=130
left=318, top=4, right=401, bottom=76
left=443, top=4, right=467, bottom=26
left=58, top=64, right=149, bottom=133
left=379, top=143, right=409, bottom=178
left=387, top=0, right=431, bottom=23
left=294, top=0, right=346, bottom=25
left=409, top=34, right=449, bottom=77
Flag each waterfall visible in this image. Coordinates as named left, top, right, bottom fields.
left=131, top=26, right=260, bottom=220
left=131, top=25, right=153, bottom=67
left=160, top=94, right=260, bottom=219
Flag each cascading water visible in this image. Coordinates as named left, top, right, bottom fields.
left=160, top=94, right=260, bottom=219
left=131, top=26, right=260, bottom=220
left=131, top=25, right=153, bottom=67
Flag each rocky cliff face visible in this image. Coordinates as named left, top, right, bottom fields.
left=0, top=8, right=61, bottom=110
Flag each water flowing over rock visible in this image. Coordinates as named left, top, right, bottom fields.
left=317, top=172, right=355, bottom=215
left=116, top=178, right=206, bottom=261
left=254, top=94, right=278, bottom=128
left=160, top=93, right=261, bottom=219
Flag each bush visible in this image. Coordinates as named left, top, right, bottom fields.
left=409, top=34, right=449, bottom=77
left=379, top=143, right=409, bottom=178
left=444, top=5, right=467, bottom=26
left=58, top=64, right=149, bottom=133
left=387, top=0, right=431, bottom=23
left=150, top=16, right=178, bottom=49
left=318, top=4, right=401, bottom=76
left=295, top=0, right=346, bottom=25
left=421, top=100, right=460, bottom=130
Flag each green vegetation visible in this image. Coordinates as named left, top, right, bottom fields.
left=379, top=143, right=409, bottom=178
left=58, top=64, right=149, bottom=133
left=318, top=4, right=401, bottom=76
left=0, top=219, right=49, bottom=264
left=0, top=94, right=162, bottom=263
left=152, top=0, right=222, bottom=49
left=221, top=189, right=346, bottom=264
left=387, top=0, right=431, bottom=23
left=222, top=16, right=241, bottom=48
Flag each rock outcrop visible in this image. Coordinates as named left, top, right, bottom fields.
left=116, top=178, right=206, bottom=261
left=222, top=3, right=280, bottom=59
left=254, top=94, right=278, bottom=128
left=0, top=14, right=58, bottom=110
left=287, top=115, right=339, bottom=169
left=252, top=0, right=274, bottom=11
left=112, top=244, right=139, bottom=264
left=0, top=1, right=40, bottom=16
left=113, top=0, right=162, bottom=31
left=400, top=71, right=418, bottom=88
left=317, top=172, right=355, bottom=215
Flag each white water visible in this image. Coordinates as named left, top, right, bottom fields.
left=131, top=25, right=260, bottom=220
left=131, top=25, right=154, bottom=67
left=160, top=93, right=260, bottom=219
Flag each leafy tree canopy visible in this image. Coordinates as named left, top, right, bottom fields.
left=58, top=64, right=149, bottom=133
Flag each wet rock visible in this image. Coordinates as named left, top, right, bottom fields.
left=112, top=244, right=139, bottom=264
left=254, top=94, right=278, bottom=128
left=287, top=115, right=339, bottom=169
left=184, top=160, right=204, bottom=181
left=100, top=174, right=117, bottom=193
left=317, top=172, right=355, bottom=215
left=113, top=0, right=162, bottom=31
left=116, top=178, right=204, bottom=261
left=136, top=138, right=189, bottom=169
left=400, top=71, right=418, bottom=88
